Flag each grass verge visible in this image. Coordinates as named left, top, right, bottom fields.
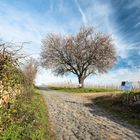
left=94, top=92, right=140, bottom=127
left=47, top=86, right=120, bottom=93
left=0, top=88, right=52, bottom=140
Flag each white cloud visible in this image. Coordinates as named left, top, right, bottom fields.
left=75, top=0, right=88, bottom=25
left=84, top=0, right=113, bottom=32
left=126, top=0, right=140, bottom=9
left=82, top=0, right=136, bottom=59
left=138, top=50, right=140, bottom=56
left=0, top=2, right=70, bottom=57
left=35, top=69, right=77, bottom=86
left=112, top=34, right=130, bottom=58
left=85, top=68, right=140, bottom=86
left=1, top=0, right=132, bottom=59
left=134, top=21, right=140, bottom=28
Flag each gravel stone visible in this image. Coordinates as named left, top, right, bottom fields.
left=42, top=89, right=140, bottom=140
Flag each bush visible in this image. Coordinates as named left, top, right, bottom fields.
left=121, top=91, right=140, bottom=105
left=0, top=42, right=33, bottom=137
left=0, top=42, right=51, bottom=139
left=94, top=92, right=140, bottom=126
left=1, top=89, right=51, bottom=140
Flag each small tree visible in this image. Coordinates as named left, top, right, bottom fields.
left=41, top=26, right=116, bottom=87
left=0, top=41, right=26, bottom=108
left=23, top=58, right=39, bottom=85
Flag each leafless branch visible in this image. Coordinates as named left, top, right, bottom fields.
left=41, top=26, right=116, bottom=87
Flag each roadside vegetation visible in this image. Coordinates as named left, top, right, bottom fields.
left=1, top=88, right=52, bottom=140
left=47, top=86, right=120, bottom=93
left=94, top=91, right=140, bottom=126
left=0, top=42, right=51, bottom=140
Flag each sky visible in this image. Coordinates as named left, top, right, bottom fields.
left=0, top=0, right=140, bottom=86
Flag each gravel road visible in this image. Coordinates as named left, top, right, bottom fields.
left=41, top=89, right=140, bottom=140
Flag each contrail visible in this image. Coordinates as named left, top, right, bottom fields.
left=75, top=0, right=87, bottom=25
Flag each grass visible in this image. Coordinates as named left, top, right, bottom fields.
left=47, top=86, right=120, bottom=93
left=0, top=88, right=52, bottom=140
left=94, top=91, right=140, bottom=127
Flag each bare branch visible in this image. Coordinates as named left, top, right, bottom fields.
left=41, top=26, right=116, bottom=87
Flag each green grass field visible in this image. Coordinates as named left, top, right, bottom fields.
left=1, top=89, right=52, bottom=140
left=47, top=86, right=120, bottom=93
left=94, top=91, right=140, bottom=127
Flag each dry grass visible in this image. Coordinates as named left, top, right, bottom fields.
left=94, top=91, right=140, bottom=127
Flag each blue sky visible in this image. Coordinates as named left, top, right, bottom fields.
left=0, top=0, right=140, bottom=86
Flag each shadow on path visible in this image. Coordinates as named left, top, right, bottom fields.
left=83, top=96, right=140, bottom=137
left=37, top=86, right=52, bottom=91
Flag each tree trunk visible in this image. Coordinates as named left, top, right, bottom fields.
left=78, top=76, right=85, bottom=88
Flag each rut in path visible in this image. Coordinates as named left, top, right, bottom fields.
left=41, top=89, right=140, bottom=140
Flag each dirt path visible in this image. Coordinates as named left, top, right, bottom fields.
left=41, top=89, right=140, bottom=140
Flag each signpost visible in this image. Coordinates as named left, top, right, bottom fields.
left=121, top=81, right=132, bottom=91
